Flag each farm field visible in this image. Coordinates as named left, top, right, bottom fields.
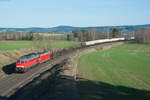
left=75, top=44, right=150, bottom=100
left=0, top=40, right=80, bottom=51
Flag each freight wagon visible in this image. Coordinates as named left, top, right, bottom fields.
left=82, top=38, right=125, bottom=46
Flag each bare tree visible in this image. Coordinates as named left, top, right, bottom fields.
left=0, top=34, right=2, bottom=40
left=136, top=28, right=150, bottom=44
left=88, top=28, right=96, bottom=40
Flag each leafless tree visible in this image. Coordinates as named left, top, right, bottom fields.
left=88, top=28, right=96, bottom=41
left=136, top=28, right=150, bottom=44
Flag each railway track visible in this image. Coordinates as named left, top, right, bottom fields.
left=0, top=42, right=123, bottom=100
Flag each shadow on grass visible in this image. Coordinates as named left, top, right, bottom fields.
left=8, top=75, right=150, bottom=100
left=8, top=61, right=68, bottom=100
left=0, top=96, right=8, bottom=100
left=2, top=63, right=16, bottom=75
left=4, top=60, right=150, bottom=100
left=77, top=78, right=150, bottom=100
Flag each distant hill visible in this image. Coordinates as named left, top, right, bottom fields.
left=0, top=24, right=150, bottom=33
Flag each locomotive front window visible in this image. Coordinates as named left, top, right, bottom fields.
left=17, top=61, right=20, bottom=64
left=21, top=61, right=25, bottom=64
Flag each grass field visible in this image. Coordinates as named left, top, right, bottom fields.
left=75, top=44, right=150, bottom=100
left=0, top=40, right=80, bottom=51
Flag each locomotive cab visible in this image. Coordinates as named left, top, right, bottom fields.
left=16, top=53, right=40, bottom=72
left=16, top=60, right=27, bottom=72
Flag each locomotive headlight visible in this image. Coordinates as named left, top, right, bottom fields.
left=16, top=66, right=24, bottom=68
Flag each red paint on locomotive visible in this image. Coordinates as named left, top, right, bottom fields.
left=16, top=52, right=50, bottom=72
left=39, top=52, right=50, bottom=63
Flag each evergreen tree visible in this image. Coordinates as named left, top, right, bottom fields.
left=112, top=28, right=119, bottom=38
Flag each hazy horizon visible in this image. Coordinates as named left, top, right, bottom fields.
left=0, top=24, right=150, bottom=28
left=0, top=0, right=150, bottom=28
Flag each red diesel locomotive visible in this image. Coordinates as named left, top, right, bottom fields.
left=16, top=51, right=50, bottom=72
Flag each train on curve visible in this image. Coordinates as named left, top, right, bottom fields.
left=16, top=37, right=134, bottom=72
left=16, top=51, right=50, bottom=72
left=82, top=37, right=135, bottom=46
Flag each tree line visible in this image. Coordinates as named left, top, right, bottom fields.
left=0, top=30, right=34, bottom=40
left=0, top=31, right=67, bottom=41
left=3, top=28, right=148, bottom=45
left=67, top=28, right=123, bottom=42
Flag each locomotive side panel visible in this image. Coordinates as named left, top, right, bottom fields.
left=16, top=52, right=51, bottom=72
left=16, top=53, right=40, bottom=72
left=39, top=52, right=50, bottom=63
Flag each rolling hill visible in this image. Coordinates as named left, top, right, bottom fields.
left=0, top=24, right=150, bottom=33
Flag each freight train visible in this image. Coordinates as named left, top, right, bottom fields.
left=16, top=37, right=134, bottom=72
left=16, top=51, right=50, bottom=72
left=82, top=37, right=135, bottom=46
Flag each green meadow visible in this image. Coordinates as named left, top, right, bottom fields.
left=75, top=44, right=150, bottom=100
left=0, top=40, right=80, bottom=51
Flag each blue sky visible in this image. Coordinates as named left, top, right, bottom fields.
left=0, top=0, right=150, bottom=27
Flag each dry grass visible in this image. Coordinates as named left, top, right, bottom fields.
left=0, top=49, right=40, bottom=76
